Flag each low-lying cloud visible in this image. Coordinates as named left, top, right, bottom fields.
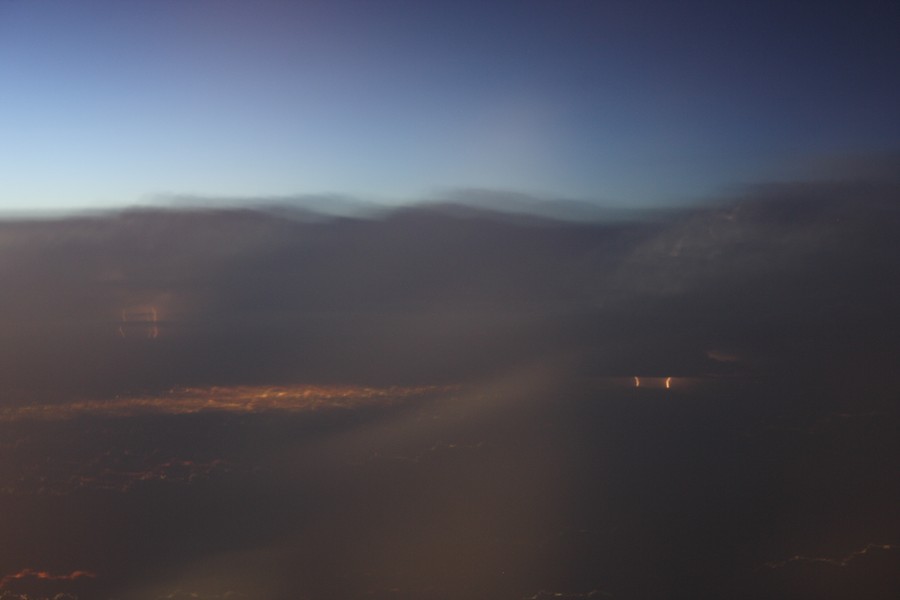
left=1, top=181, right=897, bottom=409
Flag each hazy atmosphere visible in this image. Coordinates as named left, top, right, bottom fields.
left=1, top=1, right=899, bottom=599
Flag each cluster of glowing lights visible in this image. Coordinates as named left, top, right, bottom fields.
left=764, top=543, right=896, bottom=569
left=0, top=384, right=451, bottom=422
left=72, top=458, right=234, bottom=492
left=0, top=455, right=239, bottom=496
left=632, top=376, right=673, bottom=389
left=0, top=569, right=96, bottom=588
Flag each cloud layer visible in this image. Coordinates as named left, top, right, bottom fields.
left=0, top=182, right=898, bottom=599
left=1, top=182, right=898, bottom=405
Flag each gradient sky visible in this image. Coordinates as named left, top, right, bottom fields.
left=1, top=0, right=899, bottom=211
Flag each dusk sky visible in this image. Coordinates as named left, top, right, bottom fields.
left=1, top=3, right=899, bottom=600
left=2, top=0, right=899, bottom=211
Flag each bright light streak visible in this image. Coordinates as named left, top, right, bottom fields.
left=634, top=376, right=640, bottom=388
left=0, top=384, right=454, bottom=422
left=665, top=377, right=671, bottom=389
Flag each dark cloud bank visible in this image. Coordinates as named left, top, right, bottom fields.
left=0, top=182, right=898, bottom=599
left=2, top=181, right=898, bottom=401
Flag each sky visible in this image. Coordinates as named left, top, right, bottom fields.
left=1, top=0, right=899, bottom=212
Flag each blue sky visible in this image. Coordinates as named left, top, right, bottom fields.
left=1, top=0, right=898, bottom=212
